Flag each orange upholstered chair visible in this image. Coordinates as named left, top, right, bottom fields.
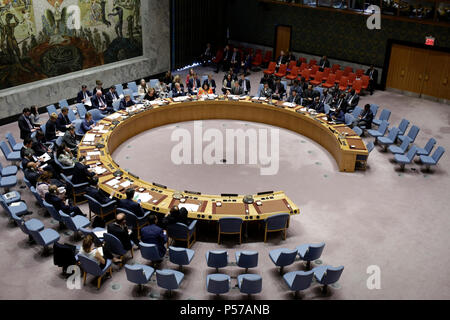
left=338, top=76, right=349, bottom=91
left=322, top=74, right=336, bottom=88
left=310, top=71, right=324, bottom=86
left=264, top=62, right=276, bottom=75
left=275, top=64, right=288, bottom=78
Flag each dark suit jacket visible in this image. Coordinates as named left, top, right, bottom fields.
left=230, top=51, right=241, bottom=65
left=24, top=168, right=40, bottom=187
left=32, top=140, right=48, bottom=157
left=118, top=198, right=146, bottom=218
left=172, top=87, right=185, bottom=97
left=346, top=94, right=360, bottom=109
left=107, top=223, right=132, bottom=251
left=92, top=87, right=106, bottom=96
left=360, top=110, right=374, bottom=129
left=62, top=132, right=77, bottom=150
left=72, top=162, right=95, bottom=186
left=231, top=86, right=244, bottom=95
left=276, top=55, right=287, bottom=65
left=272, top=83, right=286, bottom=98
left=45, top=192, right=73, bottom=214
left=85, top=186, right=112, bottom=205
left=319, top=59, right=330, bottom=69
left=105, top=91, right=120, bottom=108
left=365, top=69, right=378, bottom=82
left=56, top=113, right=71, bottom=132
left=45, top=120, right=57, bottom=141
left=331, top=109, right=345, bottom=123
left=188, top=78, right=201, bottom=94
left=334, top=98, right=349, bottom=113
left=91, top=95, right=107, bottom=110
left=18, top=114, right=33, bottom=140
left=287, top=94, right=301, bottom=104
left=140, top=224, right=168, bottom=257
left=81, top=119, right=94, bottom=134
left=77, top=90, right=92, bottom=104
left=238, top=79, right=251, bottom=94
left=119, top=98, right=135, bottom=110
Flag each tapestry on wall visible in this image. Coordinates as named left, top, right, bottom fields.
left=0, top=0, right=142, bottom=90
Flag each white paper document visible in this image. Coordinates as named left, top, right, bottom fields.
left=83, top=134, right=96, bottom=142
left=94, top=231, right=107, bottom=239
left=87, top=151, right=101, bottom=156
left=178, top=203, right=200, bottom=212
left=120, top=180, right=132, bottom=188
left=283, top=102, right=296, bottom=108
left=106, top=179, right=120, bottom=186
left=106, top=113, right=122, bottom=120
left=93, top=167, right=107, bottom=175
left=133, top=192, right=153, bottom=203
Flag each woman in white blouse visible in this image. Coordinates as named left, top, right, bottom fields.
left=138, top=79, right=150, bottom=95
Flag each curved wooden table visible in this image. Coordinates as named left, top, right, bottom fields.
left=78, top=97, right=367, bottom=221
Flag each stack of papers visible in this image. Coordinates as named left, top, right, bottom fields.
left=283, top=102, right=296, bottom=108
left=83, top=134, right=96, bottom=142
left=106, top=113, right=122, bottom=120
left=133, top=192, right=153, bottom=203
left=120, top=180, right=132, bottom=188
left=106, top=179, right=120, bottom=187
left=87, top=151, right=101, bottom=156
left=93, top=166, right=107, bottom=175
left=38, top=153, right=51, bottom=162
left=173, top=96, right=190, bottom=102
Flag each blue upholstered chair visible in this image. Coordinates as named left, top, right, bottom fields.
left=367, top=120, right=388, bottom=139
left=167, top=220, right=197, bottom=248
left=391, top=118, right=410, bottom=136
left=104, top=233, right=133, bottom=264
left=1, top=190, right=21, bottom=205
left=269, top=248, right=298, bottom=274
left=60, top=211, right=90, bottom=240
left=351, top=106, right=363, bottom=118
left=29, top=227, right=60, bottom=255
left=76, top=104, right=87, bottom=120
left=324, top=103, right=330, bottom=114
left=58, top=99, right=69, bottom=109
left=0, top=198, right=28, bottom=220
left=29, top=186, right=44, bottom=207
left=388, top=137, right=411, bottom=155
left=283, top=270, right=314, bottom=297
left=14, top=214, right=45, bottom=243
left=206, top=250, right=228, bottom=272
left=46, top=104, right=57, bottom=117
left=139, top=242, right=164, bottom=264
left=264, top=213, right=290, bottom=242
left=218, top=217, right=243, bottom=244
left=125, top=264, right=155, bottom=291
left=394, top=146, right=418, bottom=170
left=296, top=242, right=326, bottom=269
left=156, top=269, right=184, bottom=297
left=398, top=125, right=420, bottom=144
left=115, top=84, right=124, bottom=97
left=43, top=200, right=66, bottom=228
left=206, top=273, right=231, bottom=295
left=237, top=274, right=262, bottom=296
left=352, top=126, right=363, bottom=136
left=75, top=121, right=85, bottom=137
left=61, top=173, right=88, bottom=205
left=420, top=146, right=445, bottom=171
left=344, top=113, right=355, bottom=126
left=77, top=254, right=112, bottom=289
left=377, top=127, right=400, bottom=151
left=22, top=176, right=32, bottom=189
left=312, top=265, right=344, bottom=293
left=169, top=246, right=195, bottom=270
left=415, top=138, right=436, bottom=156
left=113, top=100, right=121, bottom=112
left=149, top=79, right=159, bottom=88
left=117, top=208, right=150, bottom=239
left=0, top=161, right=18, bottom=176
left=79, top=226, right=106, bottom=246
left=6, top=132, right=23, bottom=152
left=372, top=109, right=391, bottom=127
left=256, top=84, right=264, bottom=97
left=369, top=104, right=379, bottom=118
left=89, top=109, right=106, bottom=122
left=54, top=155, right=75, bottom=174
left=1, top=141, right=21, bottom=162
left=0, top=174, right=18, bottom=191
left=235, top=251, right=258, bottom=272
left=126, top=82, right=140, bottom=98
left=366, top=141, right=375, bottom=154
left=84, top=194, right=116, bottom=222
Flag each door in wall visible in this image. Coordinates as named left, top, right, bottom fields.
left=275, top=25, right=291, bottom=59
left=387, top=43, right=450, bottom=100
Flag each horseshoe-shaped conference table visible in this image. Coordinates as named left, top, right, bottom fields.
left=78, top=96, right=368, bottom=222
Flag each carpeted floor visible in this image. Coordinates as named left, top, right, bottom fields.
left=0, top=65, right=449, bottom=300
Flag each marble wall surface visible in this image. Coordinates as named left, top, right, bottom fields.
left=0, top=0, right=170, bottom=119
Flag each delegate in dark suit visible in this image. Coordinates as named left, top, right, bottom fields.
left=56, top=113, right=71, bottom=132
left=238, top=78, right=251, bottom=95
left=172, top=86, right=185, bottom=97
left=318, top=58, right=330, bottom=70
left=140, top=224, right=168, bottom=257
left=105, top=91, right=120, bottom=109
left=18, top=114, right=34, bottom=140
left=333, top=97, right=349, bottom=113
left=77, top=90, right=92, bottom=104
left=118, top=198, right=146, bottom=217
left=365, top=67, right=378, bottom=94
left=119, top=98, right=135, bottom=110
left=45, top=119, right=57, bottom=142
left=188, top=78, right=201, bottom=95
left=92, top=94, right=112, bottom=114
left=44, top=192, right=84, bottom=216
left=107, top=222, right=133, bottom=251
left=72, top=161, right=95, bottom=186
left=85, top=186, right=113, bottom=205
